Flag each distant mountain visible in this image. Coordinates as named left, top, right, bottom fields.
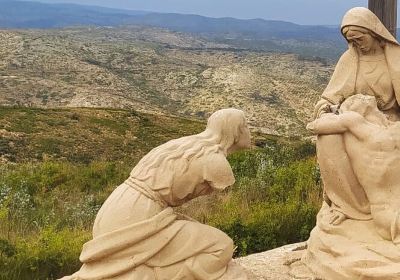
left=0, top=1, right=323, bottom=33
left=0, top=1, right=338, bottom=38
left=0, top=0, right=150, bottom=28
left=0, top=0, right=348, bottom=60
left=5, top=1, right=400, bottom=60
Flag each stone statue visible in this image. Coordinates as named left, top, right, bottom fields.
left=59, top=108, right=251, bottom=280
left=315, top=6, right=400, bottom=225
left=300, top=7, right=400, bottom=280
left=308, top=94, right=400, bottom=244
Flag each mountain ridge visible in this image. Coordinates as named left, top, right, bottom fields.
left=1, top=1, right=399, bottom=60
left=0, top=0, right=349, bottom=60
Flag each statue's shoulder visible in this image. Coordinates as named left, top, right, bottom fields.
left=336, top=48, right=357, bottom=66
left=199, top=150, right=229, bottom=168
left=199, top=151, right=235, bottom=190
left=340, top=111, right=364, bottom=122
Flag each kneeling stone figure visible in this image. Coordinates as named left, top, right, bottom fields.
left=60, top=108, right=251, bottom=280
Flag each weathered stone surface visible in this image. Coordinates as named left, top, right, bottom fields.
left=305, top=7, right=400, bottom=280
left=235, top=242, right=315, bottom=280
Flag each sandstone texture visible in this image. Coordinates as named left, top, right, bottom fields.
left=236, top=242, right=316, bottom=280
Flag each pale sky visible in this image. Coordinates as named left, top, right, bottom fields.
left=32, top=0, right=388, bottom=25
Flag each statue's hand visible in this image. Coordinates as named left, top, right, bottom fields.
left=313, top=99, right=334, bottom=119
left=329, top=209, right=347, bottom=225
left=306, top=122, right=316, bottom=134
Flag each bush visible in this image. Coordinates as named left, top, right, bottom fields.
left=208, top=156, right=321, bottom=256
left=0, top=228, right=89, bottom=280
left=0, top=140, right=322, bottom=278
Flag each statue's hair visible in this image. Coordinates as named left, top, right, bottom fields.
left=130, top=108, right=247, bottom=190
left=340, top=94, right=378, bottom=115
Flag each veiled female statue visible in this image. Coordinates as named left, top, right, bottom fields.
left=60, top=108, right=250, bottom=280
left=301, top=7, right=400, bottom=280
left=314, top=7, right=400, bottom=224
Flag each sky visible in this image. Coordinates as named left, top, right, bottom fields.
left=35, top=0, right=399, bottom=26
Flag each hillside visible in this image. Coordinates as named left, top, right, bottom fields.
left=0, top=106, right=281, bottom=163
left=0, top=107, right=320, bottom=280
left=0, top=0, right=347, bottom=60
left=0, top=107, right=207, bottom=163
left=0, top=27, right=333, bottom=136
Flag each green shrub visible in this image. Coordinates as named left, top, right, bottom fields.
left=0, top=140, right=322, bottom=278
left=0, top=228, right=89, bottom=280
left=209, top=158, right=320, bottom=257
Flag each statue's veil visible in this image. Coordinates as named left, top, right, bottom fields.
left=341, top=7, right=399, bottom=45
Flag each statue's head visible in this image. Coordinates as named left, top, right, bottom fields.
left=341, top=7, right=399, bottom=51
left=340, top=94, right=378, bottom=117
left=206, top=108, right=251, bottom=154
left=130, top=108, right=251, bottom=200
left=342, top=26, right=383, bottom=54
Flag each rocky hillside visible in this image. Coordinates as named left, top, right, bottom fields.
left=0, top=1, right=348, bottom=60
left=0, top=27, right=333, bottom=136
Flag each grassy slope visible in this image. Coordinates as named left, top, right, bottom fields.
left=0, top=107, right=321, bottom=280
left=0, top=107, right=205, bottom=163
left=0, top=106, right=285, bottom=164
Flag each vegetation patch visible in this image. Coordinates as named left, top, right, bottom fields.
left=0, top=107, right=321, bottom=279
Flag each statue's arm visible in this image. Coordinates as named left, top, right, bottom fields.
left=203, top=153, right=235, bottom=190
left=307, top=113, right=350, bottom=134
left=314, top=50, right=357, bottom=119
left=307, top=112, right=366, bottom=136
left=313, top=98, right=335, bottom=119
